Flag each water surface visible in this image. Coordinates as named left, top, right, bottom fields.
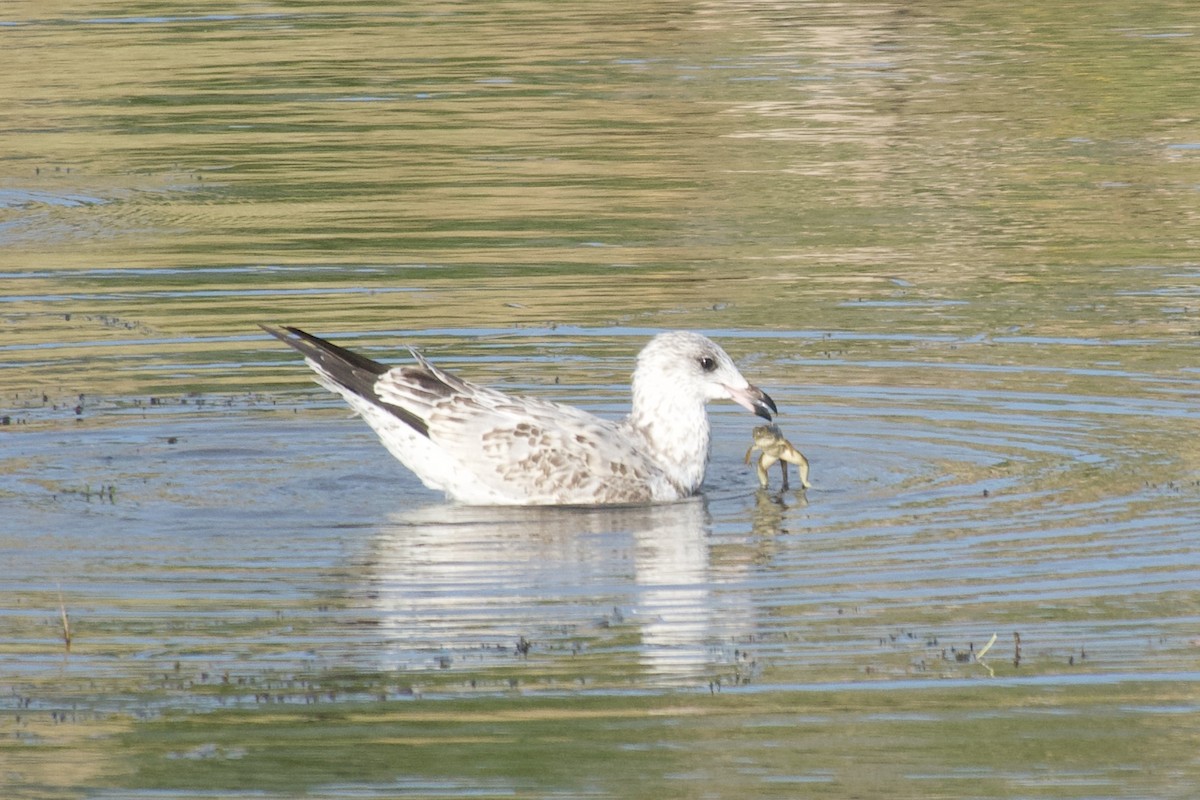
left=2, top=1, right=1199, bottom=798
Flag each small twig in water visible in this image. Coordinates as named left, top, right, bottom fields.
left=58, top=587, right=72, bottom=652
left=975, top=632, right=998, bottom=677
left=976, top=632, right=998, bottom=661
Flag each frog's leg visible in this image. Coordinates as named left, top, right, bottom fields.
left=756, top=454, right=774, bottom=488
left=782, top=448, right=811, bottom=489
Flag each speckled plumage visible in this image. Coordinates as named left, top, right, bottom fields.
left=262, top=325, right=776, bottom=506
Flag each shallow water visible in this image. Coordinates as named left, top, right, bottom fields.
left=3, top=1, right=1200, bottom=798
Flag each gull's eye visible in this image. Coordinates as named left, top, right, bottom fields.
left=698, top=355, right=717, bottom=372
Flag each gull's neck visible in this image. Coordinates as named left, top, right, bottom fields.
left=625, top=383, right=711, bottom=495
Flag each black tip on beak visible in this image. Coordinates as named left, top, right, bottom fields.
left=754, top=388, right=777, bottom=421
left=726, top=383, right=779, bottom=421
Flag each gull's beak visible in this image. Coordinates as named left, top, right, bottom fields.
left=726, top=383, right=777, bottom=421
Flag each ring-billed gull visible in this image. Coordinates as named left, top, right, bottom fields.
left=261, top=325, right=777, bottom=506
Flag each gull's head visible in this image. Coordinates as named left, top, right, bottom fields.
left=633, top=331, right=777, bottom=421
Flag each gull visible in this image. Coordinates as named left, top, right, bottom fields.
left=261, top=325, right=777, bottom=506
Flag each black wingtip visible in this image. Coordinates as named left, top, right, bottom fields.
left=261, top=323, right=430, bottom=438
left=261, top=324, right=390, bottom=378
left=259, top=322, right=292, bottom=341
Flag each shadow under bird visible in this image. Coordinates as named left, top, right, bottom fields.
left=261, top=325, right=776, bottom=506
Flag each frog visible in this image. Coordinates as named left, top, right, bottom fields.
left=744, top=424, right=811, bottom=490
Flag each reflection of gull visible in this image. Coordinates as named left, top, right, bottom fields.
left=631, top=510, right=713, bottom=676
left=261, top=325, right=776, bottom=504
left=363, top=501, right=752, bottom=683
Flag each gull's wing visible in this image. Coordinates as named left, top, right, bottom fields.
left=373, top=364, right=668, bottom=504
